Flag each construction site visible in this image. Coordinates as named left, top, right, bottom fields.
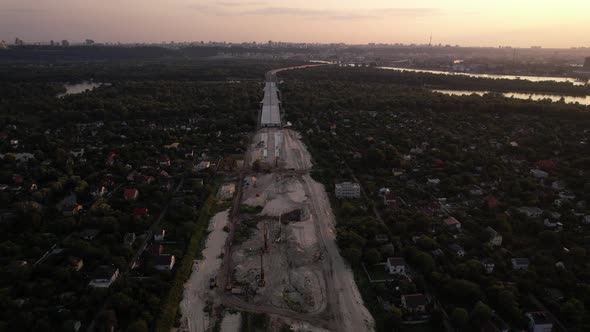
left=231, top=172, right=326, bottom=314
left=178, top=67, right=373, bottom=332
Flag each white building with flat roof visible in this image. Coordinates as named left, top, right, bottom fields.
left=335, top=182, right=361, bottom=198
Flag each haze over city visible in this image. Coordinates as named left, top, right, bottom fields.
left=2, top=0, right=590, bottom=47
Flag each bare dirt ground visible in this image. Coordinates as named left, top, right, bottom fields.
left=233, top=172, right=326, bottom=315
left=248, top=128, right=312, bottom=171
left=301, top=174, right=374, bottom=332
left=178, top=210, right=230, bottom=332
left=229, top=127, right=374, bottom=332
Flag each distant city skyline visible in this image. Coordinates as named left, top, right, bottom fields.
left=1, top=0, right=589, bottom=48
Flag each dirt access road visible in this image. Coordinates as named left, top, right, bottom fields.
left=178, top=210, right=231, bottom=332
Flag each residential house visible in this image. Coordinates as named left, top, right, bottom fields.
left=12, top=174, right=24, bottom=185
left=70, top=148, right=84, bottom=158
left=517, top=207, right=543, bottom=218
left=218, top=183, right=236, bottom=200
left=124, top=188, right=139, bottom=200
left=483, top=314, right=509, bottom=332
left=124, top=233, right=136, bottom=247
left=56, top=193, right=83, bottom=216
left=401, top=293, right=427, bottom=313
left=375, top=234, right=389, bottom=244
left=160, top=176, right=175, bottom=191
left=378, top=187, right=390, bottom=196
left=543, top=219, right=563, bottom=232
left=427, top=178, right=440, bottom=185
left=195, top=161, right=211, bottom=171
left=154, top=229, right=166, bottom=242
left=159, top=155, right=171, bottom=167
left=485, top=226, right=503, bottom=246
left=335, top=182, right=361, bottom=199
left=105, top=152, right=117, bottom=166
left=69, top=257, right=84, bottom=271
left=64, top=320, right=82, bottom=332
left=449, top=243, right=465, bottom=257
left=385, top=257, right=407, bottom=275
left=431, top=249, right=445, bottom=257
left=392, top=168, right=405, bottom=176
left=80, top=229, right=100, bottom=240
left=469, top=185, right=484, bottom=196
left=139, top=175, right=155, bottom=185
left=133, top=208, right=149, bottom=218
left=88, top=266, right=119, bottom=288
left=481, top=258, right=495, bottom=274
left=154, top=254, right=175, bottom=271
left=383, top=192, right=398, bottom=208
left=511, top=258, right=530, bottom=271
left=551, top=181, right=566, bottom=190
left=536, top=160, right=556, bottom=171
left=91, top=186, right=107, bottom=198
left=530, top=169, right=548, bottom=178
left=526, top=312, right=553, bottom=332
left=149, top=244, right=164, bottom=256
left=126, top=170, right=140, bottom=182
left=485, top=195, right=499, bottom=209
left=444, top=217, right=462, bottom=231
left=0, top=210, right=17, bottom=224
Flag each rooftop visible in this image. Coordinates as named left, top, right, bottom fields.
left=402, top=293, right=427, bottom=307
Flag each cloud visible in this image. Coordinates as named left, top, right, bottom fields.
left=216, top=1, right=267, bottom=7
left=3, top=7, right=48, bottom=14
left=242, top=7, right=330, bottom=17
left=241, top=6, right=440, bottom=20
left=185, top=4, right=441, bottom=21
left=378, top=8, right=441, bottom=16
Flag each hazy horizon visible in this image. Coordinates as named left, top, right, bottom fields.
left=2, top=0, right=590, bottom=48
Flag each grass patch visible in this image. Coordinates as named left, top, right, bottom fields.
left=401, top=323, right=434, bottom=332
left=364, top=263, right=392, bottom=281
left=239, top=204, right=263, bottom=214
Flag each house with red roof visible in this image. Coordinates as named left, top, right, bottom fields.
left=484, top=195, right=499, bottom=209
left=536, top=159, right=556, bottom=171
left=123, top=188, right=139, bottom=201
left=159, top=155, right=171, bottom=167
left=444, top=216, right=461, bottom=231
left=133, top=208, right=149, bottom=217
left=384, top=192, right=398, bottom=208
left=154, top=255, right=175, bottom=271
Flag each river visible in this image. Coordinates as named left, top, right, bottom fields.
left=379, top=66, right=589, bottom=86
left=57, top=82, right=105, bottom=98
left=432, top=89, right=590, bottom=105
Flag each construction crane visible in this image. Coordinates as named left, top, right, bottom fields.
left=275, top=214, right=282, bottom=243
left=258, top=251, right=265, bottom=287
left=263, top=223, right=268, bottom=252
left=226, top=274, right=232, bottom=291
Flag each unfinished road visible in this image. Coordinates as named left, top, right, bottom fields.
left=215, top=66, right=374, bottom=332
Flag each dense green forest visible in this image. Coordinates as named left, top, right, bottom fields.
left=0, top=45, right=316, bottom=63
left=282, top=66, right=590, bottom=96
left=0, top=61, right=265, bottom=331
left=281, top=69, right=590, bottom=331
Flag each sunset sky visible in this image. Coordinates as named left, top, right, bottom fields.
left=1, top=0, right=589, bottom=47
